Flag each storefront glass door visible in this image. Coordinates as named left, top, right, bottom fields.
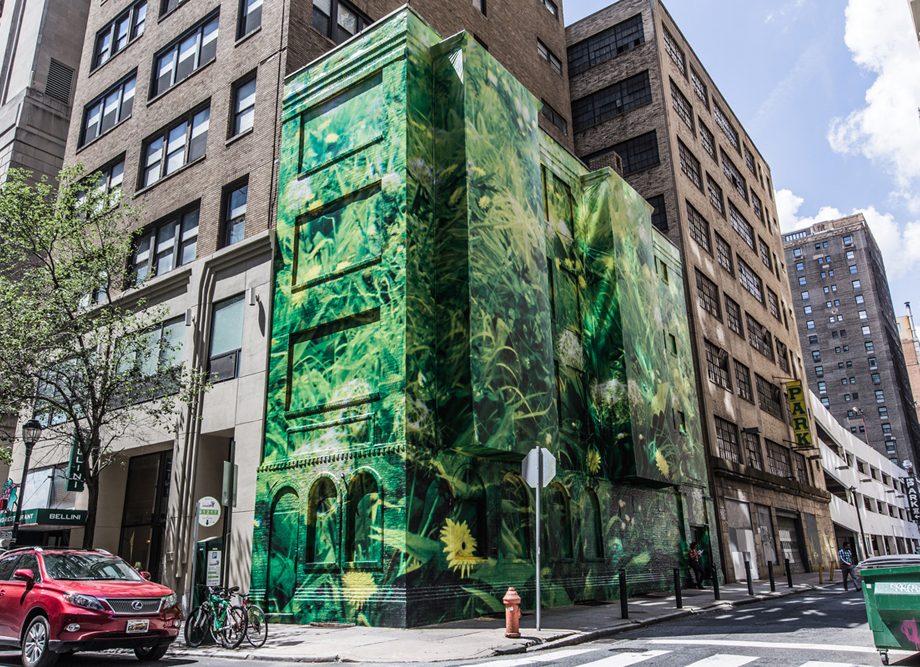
left=118, top=451, right=172, bottom=581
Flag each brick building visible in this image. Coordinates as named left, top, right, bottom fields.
left=566, top=0, right=835, bottom=582
left=897, top=310, right=920, bottom=427
left=783, top=214, right=920, bottom=468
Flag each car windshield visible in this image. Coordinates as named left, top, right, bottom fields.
left=42, top=553, right=143, bottom=581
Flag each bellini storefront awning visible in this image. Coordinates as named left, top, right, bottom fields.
left=0, top=509, right=87, bottom=531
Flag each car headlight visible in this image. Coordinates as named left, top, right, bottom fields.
left=162, top=592, right=177, bottom=608
left=63, top=593, right=105, bottom=611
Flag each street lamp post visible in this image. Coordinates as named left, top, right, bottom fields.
left=10, top=420, right=42, bottom=549
left=850, top=485, right=869, bottom=561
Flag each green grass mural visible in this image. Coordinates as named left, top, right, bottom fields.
left=250, top=8, right=716, bottom=628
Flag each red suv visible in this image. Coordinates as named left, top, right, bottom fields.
left=0, top=547, right=181, bottom=666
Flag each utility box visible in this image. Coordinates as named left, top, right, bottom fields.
left=857, top=555, right=920, bottom=664
left=193, top=536, right=223, bottom=609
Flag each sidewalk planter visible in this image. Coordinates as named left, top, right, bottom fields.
left=857, top=555, right=920, bottom=664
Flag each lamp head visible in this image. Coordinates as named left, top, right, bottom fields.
left=21, top=419, right=42, bottom=448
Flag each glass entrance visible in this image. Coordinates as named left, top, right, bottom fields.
left=118, top=450, right=172, bottom=581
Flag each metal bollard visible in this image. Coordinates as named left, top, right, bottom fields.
left=674, top=568, right=682, bottom=609
left=712, top=563, right=721, bottom=600
left=785, top=558, right=793, bottom=588
left=768, top=560, right=776, bottom=592
left=830, top=561, right=835, bottom=582
left=819, top=563, right=823, bottom=585
left=744, top=560, right=754, bottom=595
left=619, top=569, right=628, bottom=619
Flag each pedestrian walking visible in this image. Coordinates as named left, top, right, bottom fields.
left=838, top=541, right=862, bottom=591
left=689, top=541, right=705, bottom=589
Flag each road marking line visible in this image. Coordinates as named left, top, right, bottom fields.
left=577, top=650, right=672, bottom=667
left=464, top=648, right=594, bottom=666
left=799, top=662, right=873, bottom=667
left=647, top=640, right=877, bottom=654
left=684, top=654, right=759, bottom=667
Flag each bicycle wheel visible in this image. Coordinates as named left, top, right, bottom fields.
left=220, top=606, right=247, bottom=649
left=245, top=604, right=268, bottom=648
left=184, top=606, right=211, bottom=648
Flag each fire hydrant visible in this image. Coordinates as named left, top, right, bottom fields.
left=503, top=587, right=522, bottom=638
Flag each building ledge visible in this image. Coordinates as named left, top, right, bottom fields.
left=712, top=457, right=832, bottom=503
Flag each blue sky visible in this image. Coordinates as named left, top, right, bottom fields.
left=565, top=0, right=920, bottom=321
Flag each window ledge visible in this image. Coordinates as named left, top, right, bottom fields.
left=146, top=57, right=216, bottom=107
left=225, top=127, right=253, bottom=147
left=87, top=37, right=142, bottom=79
left=134, top=154, right=206, bottom=196
left=74, top=115, right=133, bottom=155
left=235, top=26, right=261, bottom=47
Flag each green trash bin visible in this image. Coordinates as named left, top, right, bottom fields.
left=857, top=555, right=920, bottom=665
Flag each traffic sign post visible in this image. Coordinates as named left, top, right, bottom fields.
left=522, top=446, right=556, bottom=632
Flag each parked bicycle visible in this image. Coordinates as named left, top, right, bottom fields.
left=185, top=585, right=247, bottom=649
left=237, top=592, right=268, bottom=648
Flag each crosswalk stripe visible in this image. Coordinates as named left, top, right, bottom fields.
left=648, top=640, right=877, bottom=654
left=799, top=662, right=874, bottom=667
left=575, top=650, right=672, bottom=667
left=463, top=648, right=595, bottom=667
left=683, top=654, right=759, bottom=667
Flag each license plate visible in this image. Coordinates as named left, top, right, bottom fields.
left=126, top=619, right=149, bottom=634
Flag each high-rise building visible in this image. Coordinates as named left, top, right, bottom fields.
left=783, top=214, right=920, bottom=468
left=897, top=310, right=920, bottom=428
left=566, top=0, right=835, bottom=583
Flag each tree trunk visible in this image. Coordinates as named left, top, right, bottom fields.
left=82, top=476, right=99, bottom=549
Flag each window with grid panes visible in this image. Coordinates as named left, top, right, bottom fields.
left=722, top=151, right=747, bottom=201
left=758, top=237, right=772, bottom=270
left=696, top=270, right=721, bottom=319
left=140, top=105, right=209, bottom=188
left=538, top=40, right=563, bottom=75
left=604, top=131, right=658, bottom=174
left=686, top=201, right=710, bottom=252
left=80, top=73, right=136, bottom=146
left=707, top=175, right=724, bottom=215
left=729, top=201, right=754, bottom=248
left=705, top=340, right=732, bottom=389
left=725, top=296, right=742, bottom=336
left=714, top=416, right=741, bottom=463
left=776, top=340, right=789, bottom=373
left=744, top=145, right=757, bottom=175
left=662, top=27, right=685, bottom=74
left=752, top=191, right=763, bottom=221
left=735, top=359, right=754, bottom=403
left=738, top=258, right=763, bottom=303
left=93, top=1, right=146, bottom=70
left=756, top=375, right=783, bottom=419
left=677, top=139, right=702, bottom=189
left=815, top=366, right=824, bottom=377
left=767, top=288, right=780, bottom=320
left=670, top=79, right=693, bottom=130
left=131, top=206, right=199, bottom=283
left=541, top=101, right=567, bottom=135
left=567, top=14, right=644, bottom=75
left=713, top=103, right=739, bottom=150
left=793, top=451, right=809, bottom=485
left=312, top=0, right=370, bottom=45
left=152, top=13, right=218, bottom=98
left=746, top=313, right=774, bottom=361
left=648, top=195, right=667, bottom=232
left=571, top=71, right=650, bottom=132
left=540, top=0, right=558, bottom=17
left=716, top=232, right=734, bottom=275
left=743, top=431, right=763, bottom=469
left=691, top=69, right=708, bottom=108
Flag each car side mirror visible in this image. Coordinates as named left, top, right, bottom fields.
left=140, top=571, right=151, bottom=580
left=13, top=569, right=33, bottom=583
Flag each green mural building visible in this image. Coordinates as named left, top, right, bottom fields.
left=251, top=6, right=716, bottom=627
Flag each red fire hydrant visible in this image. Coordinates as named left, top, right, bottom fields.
left=503, top=587, right=522, bottom=638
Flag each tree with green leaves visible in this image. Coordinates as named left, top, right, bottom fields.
left=0, top=166, right=208, bottom=548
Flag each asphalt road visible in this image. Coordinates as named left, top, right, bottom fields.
left=0, top=587, right=906, bottom=667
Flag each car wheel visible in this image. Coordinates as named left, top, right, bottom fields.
left=21, top=616, right=58, bottom=667
left=134, top=644, right=169, bottom=661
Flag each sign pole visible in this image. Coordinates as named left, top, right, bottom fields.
left=536, top=445, right=542, bottom=632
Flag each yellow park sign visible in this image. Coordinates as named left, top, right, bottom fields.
left=785, top=380, right=813, bottom=449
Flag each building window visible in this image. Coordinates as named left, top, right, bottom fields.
left=857, top=309, right=868, bottom=320
left=345, top=472, right=381, bottom=563
left=812, top=350, right=821, bottom=362
left=541, top=101, right=567, bottom=135
left=79, top=73, right=136, bottom=146
left=707, top=175, right=724, bottom=215
left=161, top=0, right=187, bottom=14
left=871, top=372, right=882, bottom=385
left=862, top=325, right=871, bottom=336
left=714, top=103, right=740, bottom=150
left=697, top=270, right=721, bottom=319
left=806, top=319, right=815, bottom=329
left=729, top=201, right=754, bottom=249
left=758, top=238, right=772, bottom=270
left=821, top=397, right=830, bottom=407
left=776, top=340, right=789, bottom=373
left=677, top=140, right=702, bottom=189
left=238, top=0, right=262, bottom=38
left=815, top=366, right=824, bottom=378
left=221, top=181, right=247, bottom=247
left=875, top=390, right=885, bottom=401
left=721, top=151, right=747, bottom=201
left=714, top=416, right=741, bottom=463
left=853, top=280, right=861, bottom=289
left=208, top=294, right=245, bottom=381
left=691, top=68, right=708, bottom=108
left=648, top=195, right=667, bottom=232
left=472, top=0, right=485, bottom=14
left=313, top=0, right=370, bottom=45
left=604, top=131, right=659, bottom=174
left=743, top=145, right=756, bottom=174
left=132, top=206, right=199, bottom=283
left=538, top=40, right=563, bottom=75
left=141, top=105, right=210, bottom=188
left=705, top=340, right=732, bottom=390
left=796, top=262, right=804, bottom=272
left=306, top=478, right=338, bottom=564
left=152, top=13, right=219, bottom=98
left=742, top=431, right=762, bottom=469
left=746, top=313, right=774, bottom=361
left=879, top=406, right=888, bottom=418
left=725, top=296, right=742, bottom=336
left=768, top=288, right=780, bottom=320
left=716, top=233, right=733, bottom=275
left=735, top=360, right=754, bottom=403
left=752, top=191, right=763, bottom=221
left=662, top=27, right=685, bottom=75
left=670, top=79, right=693, bottom=130
left=567, top=13, right=644, bottom=75
left=764, top=440, right=791, bottom=477
left=738, top=258, right=763, bottom=303
left=808, top=335, right=817, bottom=344
left=855, top=295, right=865, bottom=304
left=93, top=1, right=146, bottom=70
left=571, top=71, right=651, bottom=132
left=230, top=73, right=256, bottom=137
left=539, top=0, right=558, bottom=18
left=794, top=451, right=809, bottom=485
left=866, top=341, right=874, bottom=352
left=699, top=122, right=715, bottom=158
left=868, top=357, right=878, bottom=368
left=803, top=305, right=813, bottom=315
left=849, top=265, right=858, bottom=274
left=793, top=248, right=802, bottom=258
left=687, top=202, right=711, bottom=252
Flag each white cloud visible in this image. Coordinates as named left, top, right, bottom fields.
left=765, top=0, right=805, bottom=24
left=828, top=0, right=920, bottom=209
left=776, top=188, right=920, bottom=278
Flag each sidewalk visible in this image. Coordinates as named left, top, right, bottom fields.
left=171, top=571, right=849, bottom=663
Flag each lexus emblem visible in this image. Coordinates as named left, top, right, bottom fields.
left=131, top=600, right=143, bottom=611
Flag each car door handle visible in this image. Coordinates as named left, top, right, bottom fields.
left=0, top=590, right=6, bottom=598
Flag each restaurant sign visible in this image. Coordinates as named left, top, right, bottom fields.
left=0, top=508, right=88, bottom=529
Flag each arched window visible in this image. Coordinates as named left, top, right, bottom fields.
left=268, top=488, right=300, bottom=613
left=346, top=472, right=381, bottom=563
left=453, top=468, right=486, bottom=552
left=307, top=477, right=338, bottom=564
left=583, top=488, right=603, bottom=559
left=501, top=475, right=531, bottom=560
left=548, top=483, right=573, bottom=560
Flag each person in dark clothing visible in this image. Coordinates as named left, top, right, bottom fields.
left=689, top=542, right=705, bottom=589
left=838, top=541, right=862, bottom=591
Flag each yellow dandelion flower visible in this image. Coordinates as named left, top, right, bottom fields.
left=655, top=450, right=670, bottom=478
left=440, top=518, right=478, bottom=578
left=342, top=571, right=377, bottom=609
left=587, top=448, right=601, bottom=475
